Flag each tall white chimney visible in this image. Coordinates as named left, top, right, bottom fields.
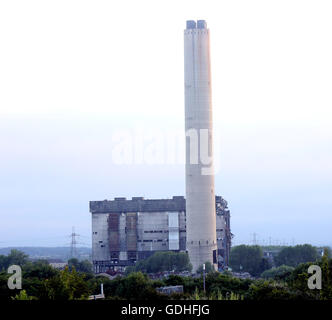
left=184, top=20, right=217, bottom=272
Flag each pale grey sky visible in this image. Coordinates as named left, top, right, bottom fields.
left=0, top=0, right=331, bottom=247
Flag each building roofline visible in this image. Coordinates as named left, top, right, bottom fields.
left=90, top=195, right=226, bottom=214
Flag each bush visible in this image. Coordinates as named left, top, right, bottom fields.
left=134, top=251, right=192, bottom=273
left=245, top=280, right=299, bottom=300
left=197, top=262, right=215, bottom=274
left=261, top=265, right=295, bottom=280
left=206, top=272, right=252, bottom=297
left=230, top=245, right=270, bottom=276
left=68, top=258, right=93, bottom=274
left=103, top=272, right=162, bottom=300
left=275, top=244, right=319, bottom=267
left=44, top=266, right=90, bottom=300
left=0, top=250, right=29, bottom=271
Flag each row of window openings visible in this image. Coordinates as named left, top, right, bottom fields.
left=99, top=240, right=220, bottom=247
left=93, top=230, right=184, bottom=235
left=98, top=239, right=170, bottom=244
left=92, top=229, right=224, bottom=236
left=97, top=236, right=222, bottom=246
left=99, top=237, right=220, bottom=244
left=100, top=241, right=206, bottom=248
left=99, top=241, right=168, bottom=248
left=139, top=239, right=168, bottom=242
left=97, top=231, right=222, bottom=244
left=144, top=230, right=163, bottom=233
left=144, top=229, right=186, bottom=233
left=94, top=228, right=221, bottom=235
left=98, top=238, right=173, bottom=243
left=97, top=233, right=221, bottom=244
left=189, top=240, right=214, bottom=245
left=141, top=242, right=167, bottom=246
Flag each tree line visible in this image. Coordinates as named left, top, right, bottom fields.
left=229, top=244, right=329, bottom=277
left=1, top=247, right=332, bottom=300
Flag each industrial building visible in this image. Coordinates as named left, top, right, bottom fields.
left=90, top=20, right=230, bottom=274
left=90, top=196, right=231, bottom=273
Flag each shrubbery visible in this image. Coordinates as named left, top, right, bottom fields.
left=196, top=261, right=215, bottom=274
left=129, top=251, right=192, bottom=274
left=1, top=249, right=332, bottom=300
left=274, top=244, right=320, bottom=267
left=230, top=245, right=271, bottom=276
left=261, top=265, right=294, bottom=279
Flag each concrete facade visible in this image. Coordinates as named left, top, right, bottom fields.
left=90, top=196, right=231, bottom=273
left=184, top=20, right=217, bottom=271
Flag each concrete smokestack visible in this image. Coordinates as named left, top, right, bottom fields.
left=184, top=20, right=217, bottom=272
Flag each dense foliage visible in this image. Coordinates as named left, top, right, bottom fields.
left=261, top=265, right=295, bottom=279
left=229, top=245, right=271, bottom=276
left=274, top=244, right=320, bottom=267
left=196, top=261, right=215, bottom=274
left=1, top=249, right=332, bottom=300
left=128, top=251, right=192, bottom=274
left=68, top=258, right=93, bottom=274
left=0, top=250, right=29, bottom=271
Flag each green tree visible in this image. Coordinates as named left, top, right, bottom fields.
left=110, top=272, right=160, bottom=300
left=23, top=260, right=57, bottom=279
left=78, top=260, right=93, bottom=274
left=275, top=244, right=319, bottom=267
left=0, top=272, right=14, bottom=300
left=320, top=248, right=332, bottom=300
left=68, top=258, right=93, bottom=274
left=11, top=290, right=35, bottom=300
left=0, top=255, right=9, bottom=271
left=230, top=245, right=269, bottom=276
left=134, top=251, right=192, bottom=273
left=197, top=261, right=215, bottom=274
left=45, top=266, right=89, bottom=300
left=246, top=280, right=297, bottom=300
left=124, top=266, right=136, bottom=276
left=67, top=258, right=80, bottom=270
left=286, top=262, right=320, bottom=299
left=261, top=265, right=295, bottom=279
left=0, top=250, right=29, bottom=272
left=206, top=271, right=252, bottom=297
left=6, top=250, right=29, bottom=267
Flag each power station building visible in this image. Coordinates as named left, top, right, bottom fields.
left=90, top=196, right=231, bottom=273
left=90, top=20, right=231, bottom=274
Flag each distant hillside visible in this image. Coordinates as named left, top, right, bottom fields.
left=0, top=247, right=91, bottom=262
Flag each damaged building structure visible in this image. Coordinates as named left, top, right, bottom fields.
left=90, top=195, right=231, bottom=273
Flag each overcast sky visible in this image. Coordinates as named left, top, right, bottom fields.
left=0, top=0, right=331, bottom=247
